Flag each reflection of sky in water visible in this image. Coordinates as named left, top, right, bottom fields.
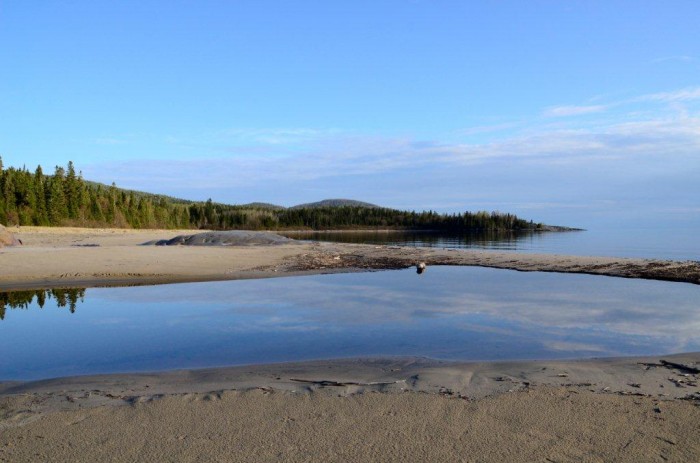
left=1, top=267, right=699, bottom=380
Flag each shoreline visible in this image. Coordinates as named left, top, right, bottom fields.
left=3, top=352, right=699, bottom=402
left=1, top=226, right=698, bottom=291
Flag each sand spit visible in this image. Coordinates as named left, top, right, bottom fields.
left=0, top=226, right=698, bottom=290
left=1, top=354, right=699, bottom=462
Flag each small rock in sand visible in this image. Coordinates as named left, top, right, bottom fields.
left=0, top=224, right=22, bottom=248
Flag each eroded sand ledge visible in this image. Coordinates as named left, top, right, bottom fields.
left=1, top=354, right=699, bottom=461
left=1, top=226, right=698, bottom=290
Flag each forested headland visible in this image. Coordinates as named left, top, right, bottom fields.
left=0, top=160, right=549, bottom=231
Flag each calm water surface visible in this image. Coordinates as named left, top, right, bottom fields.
left=284, top=228, right=698, bottom=261
left=2, top=267, right=698, bottom=381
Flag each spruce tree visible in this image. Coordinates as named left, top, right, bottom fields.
left=32, top=166, right=49, bottom=225
left=48, top=166, right=68, bottom=225
left=64, top=161, right=81, bottom=220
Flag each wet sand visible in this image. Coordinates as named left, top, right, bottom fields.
left=1, top=227, right=699, bottom=461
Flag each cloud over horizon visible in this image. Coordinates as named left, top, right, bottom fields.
left=79, top=87, right=699, bottom=228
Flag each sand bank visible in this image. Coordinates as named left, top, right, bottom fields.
left=1, top=354, right=699, bottom=462
left=1, top=226, right=698, bottom=290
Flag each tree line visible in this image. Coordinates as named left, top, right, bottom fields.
left=187, top=201, right=542, bottom=231
left=0, top=159, right=191, bottom=228
left=0, top=159, right=543, bottom=231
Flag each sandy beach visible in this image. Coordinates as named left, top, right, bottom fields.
left=1, top=227, right=699, bottom=461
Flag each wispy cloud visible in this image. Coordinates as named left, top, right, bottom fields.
left=85, top=113, right=700, bottom=215
left=543, top=104, right=609, bottom=117
left=637, top=86, right=700, bottom=103
left=218, top=127, right=343, bottom=145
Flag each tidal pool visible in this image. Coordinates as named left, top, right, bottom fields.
left=1, top=267, right=698, bottom=381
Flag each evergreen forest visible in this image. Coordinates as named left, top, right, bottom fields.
left=0, top=160, right=545, bottom=231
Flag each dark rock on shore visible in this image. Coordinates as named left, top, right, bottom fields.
left=142, top=230, right=295, bottom=247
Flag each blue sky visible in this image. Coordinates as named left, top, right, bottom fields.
left=1, top=1, right=699, bottom=228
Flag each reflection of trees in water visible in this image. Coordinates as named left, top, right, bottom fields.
left=284, top=230, right=535, bottom=248
left=0, top=288, right=86, bottom=320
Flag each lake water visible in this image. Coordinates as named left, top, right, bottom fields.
left=2, top=267, right=698, bottom=381
left=283, top=228, right=698, bottom=261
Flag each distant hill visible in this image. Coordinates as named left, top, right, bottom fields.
left=237, top=202, right=287, bottom=210
left=291, top=199, right=380, bottom=209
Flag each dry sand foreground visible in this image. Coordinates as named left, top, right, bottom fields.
left=1, top=355, right=699, bottom=462
left=1, top=227, right=699, bottom=461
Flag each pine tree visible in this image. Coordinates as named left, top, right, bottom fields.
left=48, top=166, right=68, bottom=225
left=32, top=166, right=49, bottom=225
left=64, top=161, right=81, bottom=220
left=2, top=171, right=17, bottom=224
